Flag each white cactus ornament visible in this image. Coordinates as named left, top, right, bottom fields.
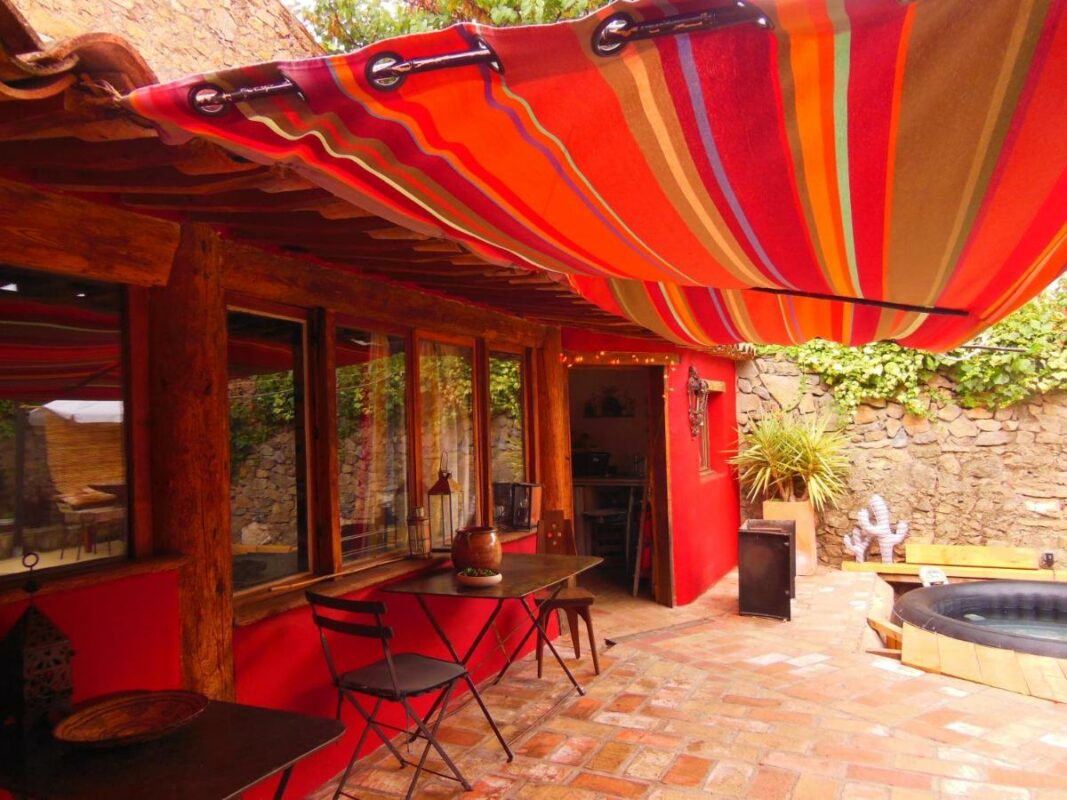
left=855, top=494, right=909, bottom=564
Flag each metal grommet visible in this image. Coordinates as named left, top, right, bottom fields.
left=592, top=13, right=634, bottom=57
left=366, top=51, right=406, bottom=91
left=474, top=37, right=504, bottom=75
left=22, top=551, right=39, bottom=570
left=189, top=83, right=229, bottom=116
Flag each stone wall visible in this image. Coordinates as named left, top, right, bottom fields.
left=737, top=356, right=1067, bottom=566
left=16, top=0, right=321, bottom=81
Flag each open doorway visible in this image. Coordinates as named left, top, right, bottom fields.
left=568, top=365, right=672, bottom=605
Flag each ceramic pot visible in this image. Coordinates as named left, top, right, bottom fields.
left=451, top=526, right=502, bottom=570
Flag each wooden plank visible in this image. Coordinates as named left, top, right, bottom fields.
left=1016, top=653, right=1065, bottom=703
left=905, top=544, right=1039, bottom=569
left=901, top=623, right=941, bottom=673
left=974, top=644, right=1029, bottom=695
left=841, top=561, right=1060, bottom=581
left=0, top=177, right=177, bottom=286
left=936, top=635, right=983, bottom=684
left=867, top=616, right=903, bottom=650
left=149, top=224, right=234, bottom=700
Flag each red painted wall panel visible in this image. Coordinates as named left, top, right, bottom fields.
left=234, top=533, right=543, bottom=800
left=665, top=349, right=740, bottom=605
left=0, top=570, right=182, bottom=701
left=561, top=330, right=740, bottom=605
left=0, top=570, right=182, bottom=800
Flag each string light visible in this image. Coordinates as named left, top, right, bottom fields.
left=560, top=351, right=682, bottom=368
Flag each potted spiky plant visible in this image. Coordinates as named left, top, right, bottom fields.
left=730, top=413, right=850, bottom=575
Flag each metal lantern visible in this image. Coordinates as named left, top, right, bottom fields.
left=511, top=483, right=543, bottom=530
left=0, top=554, right=74, bottom=741
left=427, top=467, right=463, bottom=552
left=407, top=506, right=432, bottom=558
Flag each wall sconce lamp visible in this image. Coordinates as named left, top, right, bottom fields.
left=687, top=366, right=726, bottom=438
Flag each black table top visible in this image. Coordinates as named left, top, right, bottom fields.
left=0, top=700, right=344, bottom=800
left=383, top=552, right=602, bottom=599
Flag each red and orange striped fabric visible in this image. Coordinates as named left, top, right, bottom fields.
left=127, top=0, right=1066, bottom=349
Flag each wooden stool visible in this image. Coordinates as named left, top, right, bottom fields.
left=535, top=511, right=600, bottom=677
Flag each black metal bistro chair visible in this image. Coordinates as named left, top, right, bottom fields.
left=306, top=591, right=471, bottom=800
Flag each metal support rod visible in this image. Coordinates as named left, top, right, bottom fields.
left=593, top=2, right=770, bottom=56
left=750, top=286, right=969, bottom=318
left=190, top=79, right=301, bottom=115
left=366, top=39, right=501, bottom=91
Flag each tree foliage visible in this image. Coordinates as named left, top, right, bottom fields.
left=302, top=0, right=598, bottom=51
left=761, top=283, right=1067, bottom=416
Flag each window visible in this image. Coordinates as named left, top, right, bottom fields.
left=699, top=417, right=712, bottom=473
left=227, top=310, right=309, bottom=591
left=488, top=352, right=526, bottom=485
left=0, top=266, right=128, bottom=578
left=335, top=327, right=408, bottom=563
left=418, top=339, right=477, bottom=533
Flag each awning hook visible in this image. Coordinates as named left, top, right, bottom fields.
left=366, top=37, right=503, bottom=91
left=592, top=1, right=771, bottom=57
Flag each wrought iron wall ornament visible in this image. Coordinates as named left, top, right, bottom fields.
left=687, top=365, right=710, bottom=438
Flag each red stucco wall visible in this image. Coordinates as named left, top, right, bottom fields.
left=0, top=569, right=182, bottom=701
left=666, top=349, right=740, bottom=605
left=561, top=330, right=740, bottom=606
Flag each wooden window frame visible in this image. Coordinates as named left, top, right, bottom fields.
left=0, top=273, right=136, bottom=589
left=226, top=301, right=543, bottom=612
left=224, top=295, right=315, bottom=597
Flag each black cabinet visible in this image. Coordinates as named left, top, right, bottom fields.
left=738, top=519, right=796, bottom=621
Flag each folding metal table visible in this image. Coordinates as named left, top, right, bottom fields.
left=384, top=551, right=602, bottom=759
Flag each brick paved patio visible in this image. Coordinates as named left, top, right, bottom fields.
left=312, top=570, right=1067, bottom=799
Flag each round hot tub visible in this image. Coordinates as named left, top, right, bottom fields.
left=895, top=580, right=1067, bottom=659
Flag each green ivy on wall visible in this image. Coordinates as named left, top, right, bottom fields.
left=760, top=283, right=1067, bottom=415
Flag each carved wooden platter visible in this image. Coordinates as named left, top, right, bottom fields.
left=53, top=690, right=209, bottom=748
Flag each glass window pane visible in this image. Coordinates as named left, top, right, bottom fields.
left=489, top=352, right=526, bottom=485
left=0, top=266, right=127, bottom=577
left=419, top=340, right=477, bottom=539
left=336, top=328, right=408, bottom=564
left=228, top=311, right=308, bottom=591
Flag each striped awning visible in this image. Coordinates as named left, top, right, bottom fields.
left=126, top=0, right=1066, bottom=349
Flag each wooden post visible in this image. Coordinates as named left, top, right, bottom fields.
left=536, top=328, right=572, bottom=517
left=309, top=308, right=340, bottom=574
left=148, top=224, right=234, bottom=700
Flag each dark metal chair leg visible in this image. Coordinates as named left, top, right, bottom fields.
left=332, top=696, right=387, bottom=800
left=273, top=766, right=293, bottom=800
left=401, top=681, right=470, bottom=799
left=521, top=597, right=585, bottom=695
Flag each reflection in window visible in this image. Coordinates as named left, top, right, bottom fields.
left=0, top=266, right=127, bottom=577
left=419, top=340, right=477, bottom=533
left=336, top=328, right=408, bottom=563
left=489, top=352, right=525, bottom=484
left=228, top=311, right=308, bottom=591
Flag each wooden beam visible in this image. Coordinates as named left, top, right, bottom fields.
left=0, top=176, right=177, bottom=286
left=220, top=239, right=546, bottom=346
left=149, top=223, right=234, bottom=700
left=535, top=328, right=572, bottom=515
left=309, top=308, right=341, bottom=574
left=0, top=137, right=258, bottom=174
